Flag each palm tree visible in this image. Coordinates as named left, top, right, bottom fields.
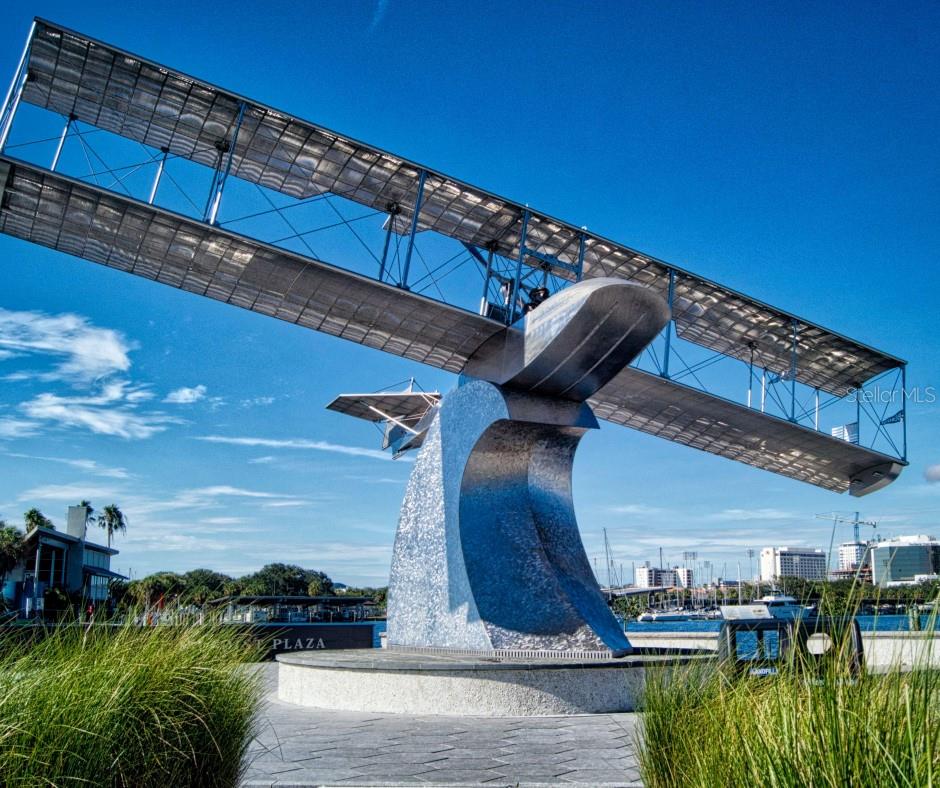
left=23, top=508, right=53, bottom=532
left=97, top=504, right=127, bottom=548
left=0, top=522, right=25, bottom=589
left=79, top=500, right=95, bottom=533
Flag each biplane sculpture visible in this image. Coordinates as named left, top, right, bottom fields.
left=0, top=20, right=908, bottom=656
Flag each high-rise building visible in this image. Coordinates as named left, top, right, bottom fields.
left=870, top=535, right=940, bottom=586
left=759, top=546, right=827, bottom=582
left=635, top=566, right=678, bottom=588
left=838, top=542, right=868, bottom=572
left=675, top=567, right=694, bottom=588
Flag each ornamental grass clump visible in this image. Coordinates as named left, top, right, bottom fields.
left=637, top=593, right=940, bottom=788
left=0, top=620, right=264, bottom=787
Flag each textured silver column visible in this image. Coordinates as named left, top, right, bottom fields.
left=387, top=279, right=670, bottom=658
left=387, top=379, right=633, bottom=656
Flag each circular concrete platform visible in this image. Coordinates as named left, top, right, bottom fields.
left=276, top=649, right=691, bottom=716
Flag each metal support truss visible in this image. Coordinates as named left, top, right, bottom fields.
left=662, top=268, right=676, bottom=379
left=50, top=114, right=74, bottom=171
left=901, top=365, right=908, bottom=461
left=0, top=20, right=35, bottom=152
left=789, top=319, right=799, bottom=422
left=148, top=147, right=169, bottom=205
left=206, top=102, right=246, bottom=225
left=378, top=202, right=400, bottom=282
left=400, top=169, right=426, bottom=289
left=509, top=209, right=531, bottom=324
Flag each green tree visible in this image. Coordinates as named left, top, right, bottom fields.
left=128, top=572, right=185, bottom=608
left=181, top=569, right=232, bottom=604
left=23, top=508, right=54, bottom=532
left=97, top=504, right=127, bottom=548
left=0, top=523, right=25, bottom=590
left=238, top=563, right=311, bottom=596
left=306, top=571, right=334, bottom=597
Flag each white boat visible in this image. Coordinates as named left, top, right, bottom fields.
left=637, top=609, right=720, bottom=623
left=720, top=592, right=811, bottom=622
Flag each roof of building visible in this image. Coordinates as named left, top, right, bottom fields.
left=24, top=526, right=119, bottom=555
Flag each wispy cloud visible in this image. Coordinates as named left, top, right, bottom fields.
left=4, top=452, right=129, bottom=479
left=369, top=0, right=389, bottom=32
left=0, top=418, right=39, bottom=439
left=0, top=308, right=132, bottom=382
left=606, top=504, right=666, bottom=516
left=21, top=382, right=178, bottom=439
left=197, top=435, right=394, bottom=461
left=705, top=507, right=797, bottom=522
left=248, top=456, right=275, bottom=465
left=164, top=385, right=207, bottom=404
left=240, top=396, right=275, bottom=408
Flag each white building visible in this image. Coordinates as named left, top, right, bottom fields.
left=635, top=566, right=678, bottom=588
left=870, top=535, right=940, bottom=586
left=759, top=546, right=827, bottom=582
left=838, top=542, right=868, bottom=572
left=1, top=505, right=123, bottom=617
left=675, top=567, right=694, bottom=588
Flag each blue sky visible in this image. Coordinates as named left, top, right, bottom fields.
left=0, top=1, right=937, bottom=586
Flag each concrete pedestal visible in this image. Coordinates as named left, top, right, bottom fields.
left=276, top=649, right=692, bottom=716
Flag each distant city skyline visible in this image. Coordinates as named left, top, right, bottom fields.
left=0, top=2, right=937, bottom=586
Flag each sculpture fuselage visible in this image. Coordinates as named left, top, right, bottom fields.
left=387, top=280, right=669, bottom=657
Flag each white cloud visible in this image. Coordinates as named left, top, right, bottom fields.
left=369, top=0, right=389, bottom=32
left=0, top=417, right=39, bottom=439
left=240, top=396, right=275, bottom=408
left=705, top=507, right=797, bottom=522
left=248, top=456, right=275, bottom=465
left=925, top=465, right=940, bottom=483
left=191, top=485, right=285, bottom=499
left=200, top=517, right=247, bottom=525
left=197, top=435, right=394, bottom=461
left=4, top=453, right=129, bottom=479
left=18, top=482, right=122, bottom=503
left=164, top=385, right=207, bottom=404
left=0, top=308, right=132, bottom=382
left=606, top=504, right=665, bottom=516
left=21, top=382, right=178, bottom=439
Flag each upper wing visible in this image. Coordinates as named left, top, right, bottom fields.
left=19, top=18, right=902, bottom=395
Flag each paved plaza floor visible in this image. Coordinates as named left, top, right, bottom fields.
left=242, top=665, right=643, bottom=787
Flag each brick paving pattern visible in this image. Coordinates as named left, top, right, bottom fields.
left=243, top=666, right=643, bottom=787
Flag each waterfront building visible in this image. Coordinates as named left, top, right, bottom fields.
left=635, top=566, right=677, bottom=588
left=870, top=535, right=940, bottom=586
left=675, top=567, right=694, bottom=588
left=838, top=541, right=869, bottom=572
left=1, top=505, right=123, bottom=617
left=759, top=546, right=827, bottom=582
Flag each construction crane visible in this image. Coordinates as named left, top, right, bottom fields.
left=816, top=511, right=878, bottom=573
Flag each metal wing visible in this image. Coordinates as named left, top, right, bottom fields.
left=589, top=367, right=903, bottom=497
left=325, top=392, right=441, bottom=424
left=18, top=18, right=902, bottom=395
left=0, top=159, right=501, bottom=373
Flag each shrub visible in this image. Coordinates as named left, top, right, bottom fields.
left=638, top=613, right=940, bottom=787
left=0, top=621, right=264, bottom=786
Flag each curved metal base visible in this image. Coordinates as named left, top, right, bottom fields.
left=387, top=378, right=631, bottom=657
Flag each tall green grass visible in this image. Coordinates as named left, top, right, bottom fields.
left=638, top=595, right=940, bottom=787
left=0, top=621, right=264, bottom=787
